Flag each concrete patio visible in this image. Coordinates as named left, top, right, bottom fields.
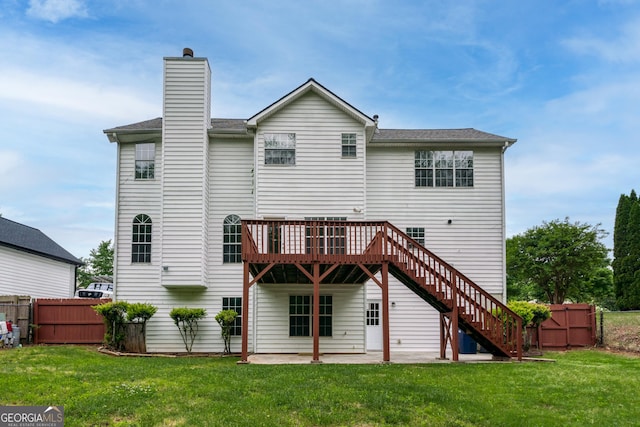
left=246, top=351, right=506, bottom=364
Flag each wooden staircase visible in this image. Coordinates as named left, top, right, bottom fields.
left=369, top=223, right=522, bottom=360
left=241, top=219, right=522, bottom=361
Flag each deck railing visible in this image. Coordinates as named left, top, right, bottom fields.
left=242, top=219, right=522, bottom=358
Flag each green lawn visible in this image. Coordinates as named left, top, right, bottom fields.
left=1, top=346, right=639, bottom=427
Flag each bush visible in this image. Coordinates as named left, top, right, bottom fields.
left=93, top=301, right=129, bottom=350
left=215, top=309, right=238, bottom=354
left=169, top=307, right=207, bottom=353
left=93, top=301, right=158, bottom=351
left=507, top=301, right=552, bottom=328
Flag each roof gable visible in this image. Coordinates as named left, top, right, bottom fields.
left=246, top=78, right=376, bottom=129
left=0, top=217, right=82, bottom=265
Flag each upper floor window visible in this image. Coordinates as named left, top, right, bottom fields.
left=265, top=133, right=296, bottom=165
left=132, top=214, right=152, bottom=263
left=135, top=143, right=155, bottom=179
left=223, top=215, right=242, bottom=263
left=415, top=151, right=473, bottom=188
left=341, top=133, right=356, bottom=158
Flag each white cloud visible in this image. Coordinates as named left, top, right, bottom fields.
left=0, top=67, right=159, bottom=123
left=563, top=16, right=640, bottom=63
left=27, top=0, right=88, bottom=23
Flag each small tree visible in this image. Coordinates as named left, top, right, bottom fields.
left=127, top=302, right=158, bottom=340
left=169, top=308, right=207, bottom=353
left=93, top=301, right=129, bottom=350
left=215, top=309, right=238, bottom=355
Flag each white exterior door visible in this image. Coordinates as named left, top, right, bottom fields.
left=366, top=300, right=382, bottom=351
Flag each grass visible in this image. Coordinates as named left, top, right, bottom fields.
left=1, top=346, right=640, bottom=426
left=602, top=311, right=640, bottom=352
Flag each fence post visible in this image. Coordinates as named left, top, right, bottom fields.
left=599, top=309, right=604, bottom=346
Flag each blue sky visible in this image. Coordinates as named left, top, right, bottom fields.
left=1, top=0, right=639, bottom=259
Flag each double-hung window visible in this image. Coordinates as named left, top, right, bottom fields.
left=135, top=143, right=155, bottom=179
left=415, top=150, right=473, bottom=187
left=341, top=133, right=356, bottom=158
left=289, top=295, right=332, bottom=337
left=265, top=133, right=296, bottom=165
left=222, top=297, right=242, bottom=336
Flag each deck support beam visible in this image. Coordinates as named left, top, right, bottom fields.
left=240, top=261, right=251, bottom=363
left=381, top=262, right=390, bottom=362
left=312, top=262, right=321, bottom=362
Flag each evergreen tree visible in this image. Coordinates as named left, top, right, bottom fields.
left=613, top=190, right=640, bottom=310
left=624, top=202, right=640, bottom=309
left=613, top=192, right=632, bottom=304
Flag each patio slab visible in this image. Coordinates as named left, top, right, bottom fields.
left=247, top=351, right=503, bottom=364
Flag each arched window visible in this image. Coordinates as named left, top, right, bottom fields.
left=132, top=214, right=152, bottom=263
left=223, top=214, right=241, bottom=263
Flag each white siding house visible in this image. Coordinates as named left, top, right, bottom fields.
left=104, top=49, right=516, bottom=357
left=0, top=217, right=82, bottom=299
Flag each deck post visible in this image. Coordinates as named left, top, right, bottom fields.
left=240, top=261, right=250, bottom=363
left=451, top=273, right=459, bottom=362
left=312, top=262, right=321, bottom=363
left=382, top=262, right=390, bottom=362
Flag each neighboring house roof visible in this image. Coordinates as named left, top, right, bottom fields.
left=0, top=217, right=83, bottom=266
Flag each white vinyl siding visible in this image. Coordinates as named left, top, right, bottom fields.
left=366, top=146, right=505, bottom=297
left=255, top=91, right=366, bottom=220
left=160, top=57, right=211, bottom=288
left=255, top=284, right=365, bottom=354
left=0, top=246, right=76, bottom=299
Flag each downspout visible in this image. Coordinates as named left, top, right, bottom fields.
left=501, top=141, right=509, bottom=303
left=113, top=139, right=122, bottom=301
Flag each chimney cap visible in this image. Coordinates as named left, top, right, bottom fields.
left=183, top=47, right=194, bottom=58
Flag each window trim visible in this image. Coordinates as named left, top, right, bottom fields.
left=341, top=133, right=357, bottom=158
left=223, top=214, right=242, bottom=263
left=415, top=150, right=474, bottom=188
left=289, top=295, right=332, bottom=337
left=135, top=143, right=155, bottom=180
left=264, top=133, right=296, bottom=166
left=131, top=214, right=152, bottom=263
left=222, top=297, right=242, bottom=336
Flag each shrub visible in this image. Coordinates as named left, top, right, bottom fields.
left=93, top=301, right=158, bottom=351
left=93, top=301, right=129, bottom=350
left=169, top=307, right=207, bottom=353
left=215, top=309, right=238, bottom=354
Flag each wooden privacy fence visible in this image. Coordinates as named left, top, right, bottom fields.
left=33, top=298, right=108, bottom=344
left=529, top=304, right=596, bottom=350
left=0, top=295, right=31, bottom=345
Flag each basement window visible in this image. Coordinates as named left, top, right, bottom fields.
left=222, top=297, right=242, bottom=336
left=289, top=295, right=332, bottom=337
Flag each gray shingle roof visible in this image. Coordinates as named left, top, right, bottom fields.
left=0, top=217, right=83, bottom=265
left=105, top=118, right=248, bottom=133
left=106, top=119, right=515, bottom=143
left=372, top=128, right=516, bottom=143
